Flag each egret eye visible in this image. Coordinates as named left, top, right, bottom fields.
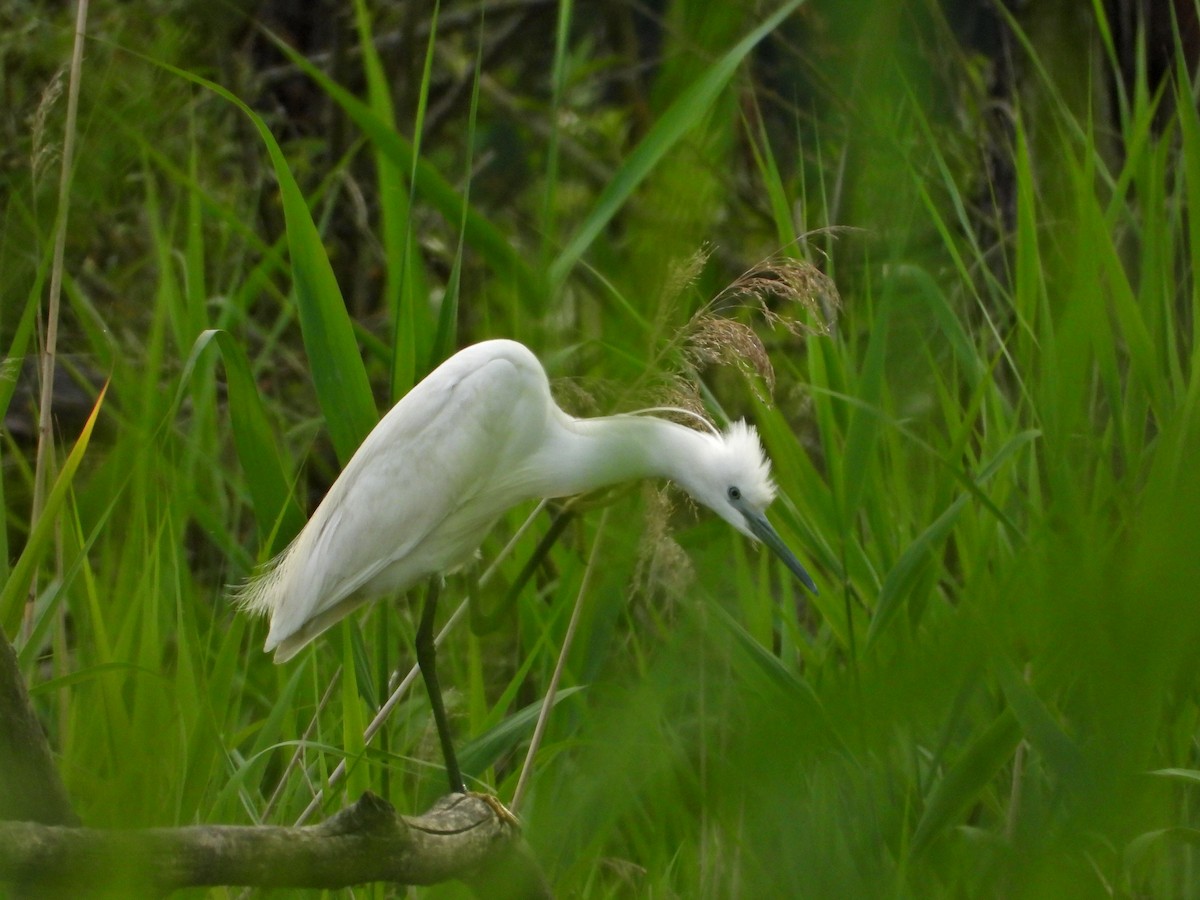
left=728, top=486, right=742, bottom=502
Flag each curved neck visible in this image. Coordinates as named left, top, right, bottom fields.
left=529, top=413, right=711, bottom=499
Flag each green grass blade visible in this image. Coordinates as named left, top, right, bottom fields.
left=150, top=60, right=377, bottom=464
left=547, top=0, right=805, bottom=287
left=1150, top=768, right=1200, bottom=786
left=1, top=382, right=107, bottom=633
left=211, top=663, right=309, bottom=816
left=840, top=297, right=888, bottom=522
left=352, top=0, right=431, bottom=398
left=867, top=428, right=1038, bottom=648
left=996, top=657, right=1087, bottom=793
left=867, top=494, right=968, bottom=649
left=0, top=275, right=42, bottom=578
left=539, top=0, right=573, bottom=266
left=709, top=599, right=849, bottom=758
left=743, top=104, right=799, bottom=248
left=910, top=709, right=1021, bottom=855
left=0, top=255, right=48, bottom=428
left=434, top=31, right=485, bottom=362
left=897, top=263, right=986, bottom=388
left=177, top=329, right=304, bottom=553
left=340, top=627, right=370, bottom=800
left=267, top=33, right=541, bottom=302
left=458, top=685, right=586, bottom=782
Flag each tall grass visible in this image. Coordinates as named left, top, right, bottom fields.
left=2, top=1, right=1199, bottom=897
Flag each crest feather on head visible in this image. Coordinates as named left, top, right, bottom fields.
left=719, top=420, right=777, bottom=507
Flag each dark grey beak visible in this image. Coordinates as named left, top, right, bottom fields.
left=742, top=509, right=818, bottom=594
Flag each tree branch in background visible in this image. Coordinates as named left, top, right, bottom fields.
left=0, top=792, right=551, bottom=898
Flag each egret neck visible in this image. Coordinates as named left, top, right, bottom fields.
left=529, top=412, right=726, bottom=504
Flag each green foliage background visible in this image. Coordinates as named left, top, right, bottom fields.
left=3, top=1, right=1200, bottom=896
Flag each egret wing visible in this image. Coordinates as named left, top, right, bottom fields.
left=258, top=342, right=550, bottom=655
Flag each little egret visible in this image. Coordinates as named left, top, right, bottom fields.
left=237, top=338, right=816, bottom=793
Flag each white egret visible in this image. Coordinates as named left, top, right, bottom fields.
left=237, top=338, right=816, bottom=793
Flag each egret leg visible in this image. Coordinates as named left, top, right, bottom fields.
left=415, top=578, right=466, bottom=794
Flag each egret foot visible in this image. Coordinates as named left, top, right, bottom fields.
left=464, top=791, right=522, bottom=829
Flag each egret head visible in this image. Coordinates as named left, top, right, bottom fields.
left=678, top=420, right=818, bottom=594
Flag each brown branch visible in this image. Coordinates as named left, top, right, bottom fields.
left=0, top=792, right=551, bottom=898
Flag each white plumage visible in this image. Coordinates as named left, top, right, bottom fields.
left=236, top=338, right=816, bottom=663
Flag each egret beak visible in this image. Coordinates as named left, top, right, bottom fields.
left=742, top=509, right=818, bottom=595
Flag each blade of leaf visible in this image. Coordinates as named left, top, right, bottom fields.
left=353, top=0, right=433, bottom=398
left=458, top=686, right=586, bottom=780
left=176, top=329, right=305, bottom=553
left=548, top=0, right=805, bottom=287
left=911, top=708, right=1022, bottom=855
left=995, top=657, right=1088, bottom=795
left=709, top=600, right=850, bottom=758
left=1, top=382, right=108, bottom=632
left=267, top=33, right=541, bottom=303
left=867, top=429, right=1039, bottom=648
left=1124, top=827, right=1200, bottom=871
left=1149, top=768, right=1200, bottom=786
left=434, top=20, right=485, bottom=364
left=149, top=60, right=377, bottom=464
left=867, top=494, right=968, bottom=648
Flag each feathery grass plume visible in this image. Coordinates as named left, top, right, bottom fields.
left=632, top=485, right=695, bottom=613
left=561, top=371, right=710, bottom=430
left=659, top=243, right=714, bottom=316
left=651, top=374, right=707, bottom=420
left=684, top=315, right=777, bottom=397
left=550, top=375, right=608, bottom=419
left=29, top=68, right=65, bottom=189
left=709, top=254, right=840, bottom=337
left=677, top=252, right=841, bottom=402
left=552, top=247, right=839, bottom=421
